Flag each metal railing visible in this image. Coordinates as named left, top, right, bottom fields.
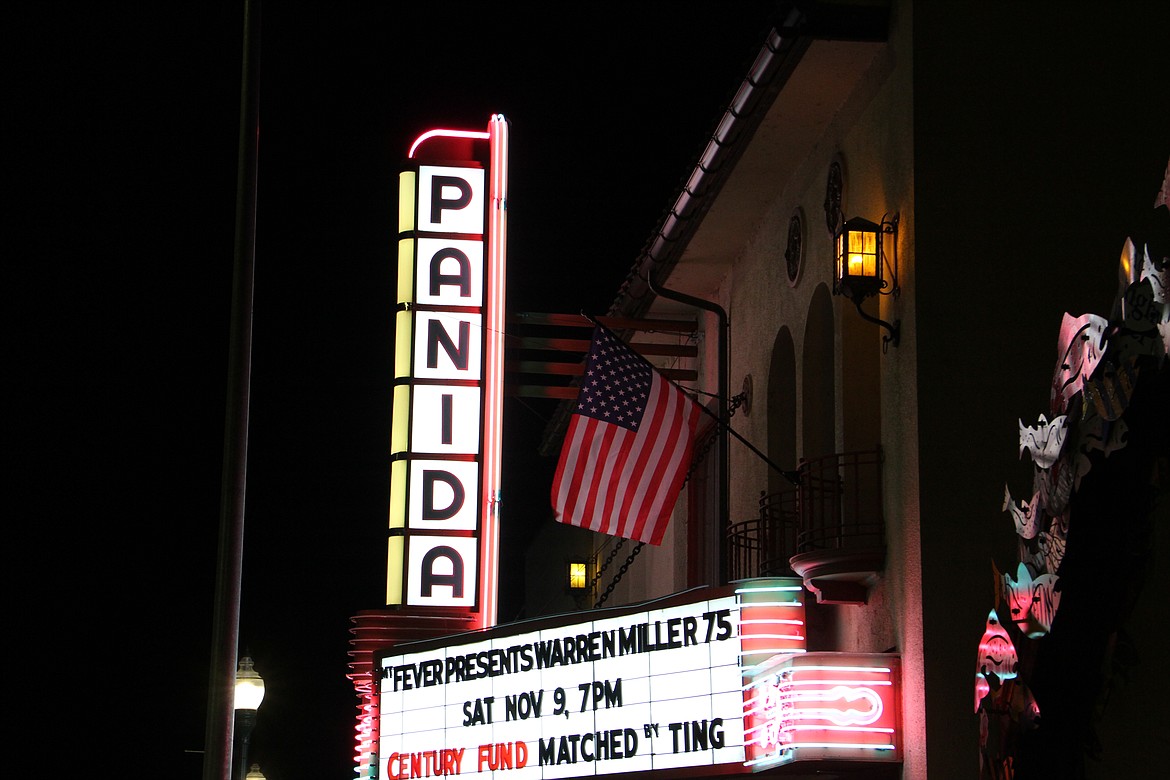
left=726, top=487, right=799, bottom=580
left=726, top=448, right=884, bottom=579
left=797, top=449, right=884, bottom=552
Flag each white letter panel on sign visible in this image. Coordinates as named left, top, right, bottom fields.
left=406, top=535, right=478, bottom=607
left=413, top=312, right=482, bottom=379
left=417, top=166, right=485, bottom=235
left=415, top=237, right=484, bottom=306
left=411, top=385, right=481, bottom=454
left=408, top=459, right=479, bottom=530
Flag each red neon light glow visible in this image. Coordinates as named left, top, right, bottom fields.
left=476, top=114, right=508, bottom=629
left=738, top=605, right=806, bottom=661
left=743, top=655, right=901, bottom=768
left=353, top=701, right=377, bottom=779
left=736, top=582, right=807, bottom=671
left=408, top=128, right=490, bottom=159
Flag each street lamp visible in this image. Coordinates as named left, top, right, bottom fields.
left=245, top=764, right=266, bottom=780
left=234, top=656, right=265, bottom=780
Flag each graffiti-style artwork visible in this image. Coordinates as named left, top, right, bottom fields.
left=976, top=608, right=1039, bottom=780
left=1082, top=356, right=1138, bottom=421
left=1142, top=238, right=1168, bottom=304
left=1003, top=562, right=1061, bottom=639
left=1002, top=486, right=1041, bottom=539
left=1116, top=235, right=1167, bottom=332
left=1121, top=279, right=1164, bottom=352
left=1050, top=313, right=1108, bottom=412
left=1018, top=415, right=1067, bottom=469
left=1033, top=452, right=1075, bottom=516
left=975, top=202, right=1169, bottom=777
left=1034, top=515, right=1068, bottom=577
left=975, top=609, right=1018, bottom=712
left=1001, top=482, right=1068, bottom=576
left=1140, top=241, right=1170, bottom=354
left=979, top=675, right=1040, bottom=780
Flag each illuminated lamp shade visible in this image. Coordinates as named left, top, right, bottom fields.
left=245, top=765, right=266, bottom=780
left=832, top=214, right=900, bottom=348
left=234, top=656, right=265, bottom=712
left=568, top=561, right=588, bottom=590
left=835, top=216, right=883, bottom=300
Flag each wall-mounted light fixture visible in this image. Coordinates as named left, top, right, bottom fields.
left=833, top=213, right=900, bottom=349
left=568, top=561, right=588, bottom=590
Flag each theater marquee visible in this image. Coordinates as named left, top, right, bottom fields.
left=375, top=579, right=900, bottom=779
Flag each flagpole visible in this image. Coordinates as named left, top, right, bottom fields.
left=689, top=401, right=801, bottom=486
left=585, top=306, right=802, bottom=492
left=203, top=2, right=260, bottom=779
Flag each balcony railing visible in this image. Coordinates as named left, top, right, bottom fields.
left=726, top=448, right=886, bottom=602
left=726, top=487, right=799, bottom=580
left=796, top=449, right=885, bottom=552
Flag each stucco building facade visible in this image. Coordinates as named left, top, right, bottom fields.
left=526, top=2, right=1169, bottom=778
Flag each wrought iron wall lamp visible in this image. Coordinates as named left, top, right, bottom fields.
left=832, top=213, right=901, bottom=349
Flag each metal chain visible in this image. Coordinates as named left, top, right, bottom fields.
left=587, top=537, right=626, bottom=592
left=592, top=392, right=745, bottom=608
left=687, top=390, right=748, bottom=478
left=727, top=390, right=748, bottom=418
left=594, top=542, right=644, bottom=608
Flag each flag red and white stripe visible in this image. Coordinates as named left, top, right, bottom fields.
left=550, top=326, right=702, bottom=545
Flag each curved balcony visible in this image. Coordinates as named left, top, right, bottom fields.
left=727, top=448, right=886, bottom=603
left=790, top=448, right=886, bottom=603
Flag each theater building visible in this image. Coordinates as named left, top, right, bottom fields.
left=353, top=2, right=1168, bottom=779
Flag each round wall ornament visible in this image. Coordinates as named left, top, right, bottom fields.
left=785, top=208, right=804, bottom=287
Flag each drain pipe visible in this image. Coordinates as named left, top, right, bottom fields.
left=645, top=274, right=730, bottom=584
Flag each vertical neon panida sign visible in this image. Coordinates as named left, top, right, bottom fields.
left=389, top=116, right=508, bottom=629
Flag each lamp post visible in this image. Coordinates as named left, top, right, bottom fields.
left=234, top=656, right=265, bottom=780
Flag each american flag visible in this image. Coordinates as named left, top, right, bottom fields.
left=550, top=326, right=702, bottom=545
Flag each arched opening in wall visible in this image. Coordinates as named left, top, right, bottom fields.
left=802, top=284, right=836, bottom=460
left=840, top=287, right=881, bottom=453
left=767, top=326, right=798, bottom=494
left=801, top=284, right=838, bottom=648
left=760, top=327, right=799, bottom=576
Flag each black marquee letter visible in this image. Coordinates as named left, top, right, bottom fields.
left=420, top=546, right=465, bottom=597
left=431, top=175, right=472, bottom=222
left=428, top=247, right=472, bottom=298
left=427, top=319, right=470, bottom=371
left=422, top=470, right=465, bottom=521
left=440, top=393, right=453, bottom=445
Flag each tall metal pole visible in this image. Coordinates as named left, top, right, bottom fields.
left=203, top=2, right=260, bottom=780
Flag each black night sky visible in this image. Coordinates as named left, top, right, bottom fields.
left=11, top=4, right=781, bottom=779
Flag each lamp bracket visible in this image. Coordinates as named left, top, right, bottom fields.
left=853, top=297, right=900, bottom=351
left=878, top=212, right=900, bottom=299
